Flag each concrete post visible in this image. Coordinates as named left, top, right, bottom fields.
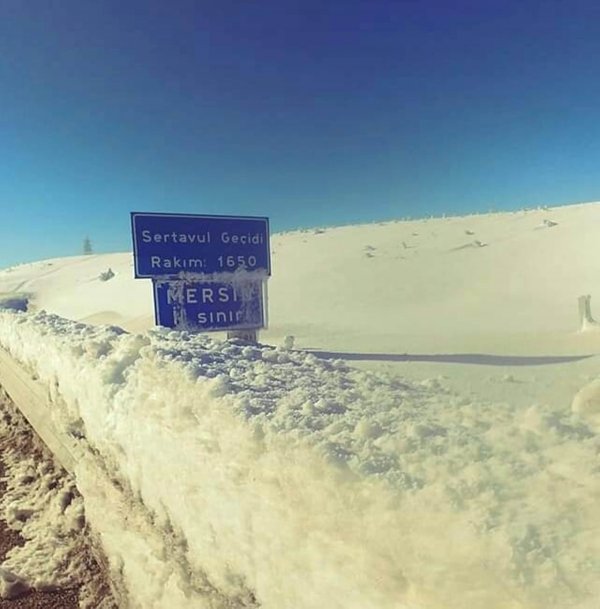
left=578, top=294, right=594, bottom=329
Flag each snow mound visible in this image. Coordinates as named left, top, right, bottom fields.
left=536, top=218, right=558, bottom=229
left=580, top=319, right=600, bottom=332
left=450, top=239, right=488, bottom=251
left=0, top=309, right=599, bottom=608
left=0, top=567, right=30, bottom=600
left=572, top=379, right=600, bottom=431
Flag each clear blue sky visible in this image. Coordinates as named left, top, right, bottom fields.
left=1, top=0, right=600, bottom=267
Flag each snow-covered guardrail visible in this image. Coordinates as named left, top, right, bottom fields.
left=1, top=309, right=599, bottom=609
left=0, top=346, right=78, bottom=473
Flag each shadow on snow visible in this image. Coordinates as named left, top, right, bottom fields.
left=307, top=351, right=595, bottom=367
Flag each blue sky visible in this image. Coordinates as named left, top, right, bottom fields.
left=1, top=0, right=600, bottom=267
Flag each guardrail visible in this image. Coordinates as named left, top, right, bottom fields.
left=0, top=346, right=77, bottom=473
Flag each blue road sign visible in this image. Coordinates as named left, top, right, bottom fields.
left=131, top=212, right=270, bottom=278
left=153, top=279, right=266, bottom=331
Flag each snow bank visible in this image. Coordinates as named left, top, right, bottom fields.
left=0, top=310, right=599, bottom=608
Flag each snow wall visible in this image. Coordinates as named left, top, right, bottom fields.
left=0, top=310, right=599, bottom=609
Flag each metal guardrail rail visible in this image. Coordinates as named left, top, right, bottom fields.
left=0, top=346, right=77, bottom=473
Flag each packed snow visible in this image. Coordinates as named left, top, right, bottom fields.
left=1, top=202, right=600, bottom=608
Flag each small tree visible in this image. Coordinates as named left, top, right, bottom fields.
left=83, top=237, right=93, bottom=255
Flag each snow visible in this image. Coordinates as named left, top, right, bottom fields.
left=0, top=394, right=112, bottom=606
left=1, top=443, right=85, bottom=590
left=1, top=202, right=600, bottom=608
left=0, top=567, right=30, bottom=600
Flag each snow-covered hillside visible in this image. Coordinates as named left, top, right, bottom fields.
left=3, top=203, right=600, bottom=347
left=1, top=202, right=600, bottom=608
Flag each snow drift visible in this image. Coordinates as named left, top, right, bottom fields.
left=1, top=309, right=599, bottom=609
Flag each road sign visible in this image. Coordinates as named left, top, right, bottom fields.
left=153, top=279, right=266, bottom=331
left=131, top=212, right=270, bottom=278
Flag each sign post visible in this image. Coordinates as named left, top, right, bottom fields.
left=131, top=212, right=270, bottom=341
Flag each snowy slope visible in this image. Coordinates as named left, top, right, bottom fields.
left=2, top=202, right=600, bottom=351
left=1, top=202, right=600, bottom=608
left=3, top=201, right=600, bottom=409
